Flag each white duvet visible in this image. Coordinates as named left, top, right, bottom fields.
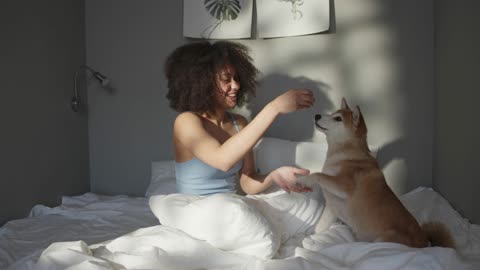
left=32, top=187, right=480, bottom=270
left=1, top=194, right=158, bottom=270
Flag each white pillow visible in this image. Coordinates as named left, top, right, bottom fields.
left=145, top=160, right=176, bottom=197
left=254, top=137, right=376, bottom=175
left=295, top=141, right=329, bottom=173
left=149, top=193, right=280, bottom=259
left=254, top=137, right=328, bottom=174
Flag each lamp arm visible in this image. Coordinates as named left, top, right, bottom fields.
left=71, top=70, right=81, bottom=112
left=81, top=65, right=95, bottom=74
left=71, top=65, right=110, bottom=112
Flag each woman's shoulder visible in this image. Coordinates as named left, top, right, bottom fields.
left=175, top=111, right=200, bottom=121
left=174, top=111, right=203, bottom=129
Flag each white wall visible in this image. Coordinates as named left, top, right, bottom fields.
left=86, top=0, right=434, bottom=197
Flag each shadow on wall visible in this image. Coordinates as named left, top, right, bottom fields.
left=375, top=138, right=409, bottom=195
left=237, top=73, right=334, bottom=142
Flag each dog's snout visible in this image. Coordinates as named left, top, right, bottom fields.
left=315, top=114, right=322, bottom=122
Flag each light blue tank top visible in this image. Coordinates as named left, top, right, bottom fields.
left=175, top=112, right=243, bottom=195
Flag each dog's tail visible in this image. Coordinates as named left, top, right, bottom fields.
left=421, top=222, right=455, bottom=248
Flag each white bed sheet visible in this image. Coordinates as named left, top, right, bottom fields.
left=3, top=188, right=480, bottom=270
left=0, top=193, right=158, bottom=270
left=0, top=188, right=480, bottom=270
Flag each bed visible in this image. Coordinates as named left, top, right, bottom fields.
left=2, top=137, right=480, bottom=270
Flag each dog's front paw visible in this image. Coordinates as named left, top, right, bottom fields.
left=296, top=174, right=321, bottom=189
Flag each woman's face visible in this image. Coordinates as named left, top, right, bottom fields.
left=215, top=64, right=240, bottom=109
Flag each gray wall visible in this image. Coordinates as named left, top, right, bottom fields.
left=86, top=0, right=434, bottom=197
left=0, top=0, right=90, bottom=225
left=85, top=0, right=181, bottom=195
left=434, top=0, right=480, bottom=224
left=1, top=0, right=477, bottom=225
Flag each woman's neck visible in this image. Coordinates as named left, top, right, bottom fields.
left=202, top=109, right=227, bottom=126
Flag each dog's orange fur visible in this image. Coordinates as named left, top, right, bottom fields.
left=309, top=98, right=454, bottom=248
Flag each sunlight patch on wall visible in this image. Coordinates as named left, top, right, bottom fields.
left=351, top=57, right=397, bottom=97
left=245, top=0, right=404, bottom=146
left=340, top=24, right=397, bottom=95
left=338, top=0, right=384, bottom=26
left=252, top=37, right=334, bottom=76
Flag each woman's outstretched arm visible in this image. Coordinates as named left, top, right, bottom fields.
left=174, top=89, right=314, bottom=172
left=237, top=135, right=311, bottom=195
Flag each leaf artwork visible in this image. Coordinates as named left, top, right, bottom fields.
left=205, top=0, right=241, bottom=20
left=279, top=0, right=304, bottom=20
left=201, top=0, right=242, bottom=38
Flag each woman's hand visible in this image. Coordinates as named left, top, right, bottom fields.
left=270, top=89, right=315, bottom=114
left=269, top=166, right=312, bottom=193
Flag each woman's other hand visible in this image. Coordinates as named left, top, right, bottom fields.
left=269, top=166, right=312, bottom=193
left=271, top=89, right=315, bottom=114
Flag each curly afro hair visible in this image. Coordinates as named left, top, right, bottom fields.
left=165, top=41, right=259, bottom=113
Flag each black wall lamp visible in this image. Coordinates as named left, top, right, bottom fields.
left=71, top=65, right=110, bottom=112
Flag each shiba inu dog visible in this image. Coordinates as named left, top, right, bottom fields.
left=305, top=98, right=454, bottom=248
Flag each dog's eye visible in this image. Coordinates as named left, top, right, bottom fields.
left=333, top=116, right=342, bottom=122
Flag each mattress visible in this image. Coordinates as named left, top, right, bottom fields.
left=0, top=193, right=158, bottom=269
left=2, top=187, right=480, bottom=270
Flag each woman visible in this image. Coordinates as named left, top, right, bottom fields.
left=165, top=41, right=315, bottom=195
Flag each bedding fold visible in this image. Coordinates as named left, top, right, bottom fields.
left=4, top=187, right=480, bottom=270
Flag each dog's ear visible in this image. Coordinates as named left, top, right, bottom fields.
left=352, top=105, right=362, bottom=126
left=341, top=97, right=350, bottom=110
left=353, top=105, right=367, bottom=134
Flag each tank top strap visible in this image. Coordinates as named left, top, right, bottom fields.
left=227, top=112, right=241, bottom=132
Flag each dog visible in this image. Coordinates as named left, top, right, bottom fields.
left=303, top=98, right=454, bottom=248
